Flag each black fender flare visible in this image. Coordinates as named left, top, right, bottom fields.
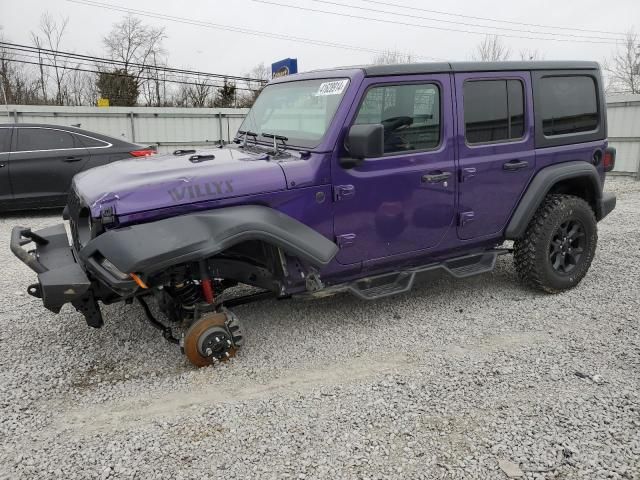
left=79, top=205, right=339, bottom=274
left=505, top=161, right=603, bottom=239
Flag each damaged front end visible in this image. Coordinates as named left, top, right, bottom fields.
left=11, top=191, right=338, bottom=366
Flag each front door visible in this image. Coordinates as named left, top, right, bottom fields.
left=10, top=126, right=90, bottom=207
left=332, top=74, right=456, bottom=265
left=454, top=71, right=536, bottom=240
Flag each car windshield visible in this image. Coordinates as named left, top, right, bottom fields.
left=238, top=78, right=350, bottom=149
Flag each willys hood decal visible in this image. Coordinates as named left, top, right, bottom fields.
left=72, top=146, right=287, bottom=217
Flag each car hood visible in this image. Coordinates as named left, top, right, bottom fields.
left=72, top=146, right=287, bottom=217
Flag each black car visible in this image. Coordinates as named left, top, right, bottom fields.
left=0, top=123, right=154, bottom=211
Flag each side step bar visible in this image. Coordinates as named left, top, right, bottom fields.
left=321, top=251, right=501, bottom=301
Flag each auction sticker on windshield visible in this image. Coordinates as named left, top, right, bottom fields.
left=316, top=79, right=349, bottom=96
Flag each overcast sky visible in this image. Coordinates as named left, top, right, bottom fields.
left=1, top=0, right=638, bottom=77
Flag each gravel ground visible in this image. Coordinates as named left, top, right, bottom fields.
left=0, top=177, right=639, bottom=480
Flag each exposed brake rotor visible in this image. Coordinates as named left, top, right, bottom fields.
left=183, top=310, right=244, bottom=367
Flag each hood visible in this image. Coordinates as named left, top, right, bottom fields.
left=73, top=146, right=287, bottom=218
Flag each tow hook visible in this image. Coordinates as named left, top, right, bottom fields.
left=27, top=283, right=42, bottom=299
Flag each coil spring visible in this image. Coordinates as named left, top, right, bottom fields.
left=172, top=282, right=201, bottom=309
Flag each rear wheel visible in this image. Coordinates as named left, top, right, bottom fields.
left=514, top=194, right=597, bottom=293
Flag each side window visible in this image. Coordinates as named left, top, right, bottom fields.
left=464, top=79, right=525, bottom=144
left=354, top=83, right=440, bottom=154
left=0, top=128, right=12, bottom=153
left=17, top=128, right=76, bottom=151
left=540, top=76, right=598, bottom=136
left=75, top=134, right=109, bottom=148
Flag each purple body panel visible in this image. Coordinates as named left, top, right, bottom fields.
left=72, top=147, right=287, bottom=218
left=331, top=73, right=456, bottom=265
left=454, top=71, right=536, bottom=240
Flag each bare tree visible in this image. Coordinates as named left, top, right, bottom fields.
left=238, top=62, right=270, bottom=107
left=519, top=49, right=545, bottom=61
left=103, top=14, right=166, bottom=105
left=1, top=31, right=42, bottom=105
left=471, top=35, right=511, bottom=62
left=140, top=51, right=172, bottom=106
left=30, top=13, right=70, bottom=105
left=66, top=67, right=96, bottom=106
left=187, top=76, right=215, bottom=107
left=604, top=30, right=640, bottom=94
left=371, top=49, right=414, bottom=65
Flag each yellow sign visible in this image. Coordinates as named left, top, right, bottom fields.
left=97, top=98, right=109, bottom=107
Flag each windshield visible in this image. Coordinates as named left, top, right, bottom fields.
left=238, top=78, right=350, bottom=149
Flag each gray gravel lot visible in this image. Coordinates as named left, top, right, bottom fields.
left=1, top=177, right=639, bottom=480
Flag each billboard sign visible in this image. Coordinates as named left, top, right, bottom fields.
left=271, top=58, right=298, bottom=79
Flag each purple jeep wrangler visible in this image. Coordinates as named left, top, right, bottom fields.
left=12, top=61, right=617, bottom=366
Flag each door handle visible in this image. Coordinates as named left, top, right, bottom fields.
left=0, top=164, right=5, bottom=168
left=503, top=160, right=528, bottom=171
left=63, top=156, right=82, bottom=163
left=422, top=171, right=451, bottom=183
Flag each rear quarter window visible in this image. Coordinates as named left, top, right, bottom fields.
left=540, top=75, right=599, bottom=136
left=75, top=134, right=110, bottom=148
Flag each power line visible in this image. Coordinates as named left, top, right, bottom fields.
left=2, top=58, right=261, bottom=91
left=251, top=0, right=623, bottom=45
left=0, top=42, right=267, bottom=84
left=4, top=51, right=249, bottom=90
left=356, top=0, right=625, bottom=37
left=65, top=0, right=445, bottom=61
left=2, top=46, right=262, bottom=89
left=305, top=0, right=623, bottom=41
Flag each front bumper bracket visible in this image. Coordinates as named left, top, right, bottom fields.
left=11, top=224, right=94, bottom=316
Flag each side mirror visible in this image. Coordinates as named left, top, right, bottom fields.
left=341, top=124, right=384, bottom=169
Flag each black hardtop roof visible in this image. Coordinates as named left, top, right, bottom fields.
left=363, top=61, right=600, bottom=77
left=273, top=61, right=601, bottom=84
left=290, top=61, right=600, bottom=79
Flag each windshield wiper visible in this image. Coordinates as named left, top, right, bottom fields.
left=262, top=132, right=289, bottom=154
left=237, top=130, right=258, bottom=148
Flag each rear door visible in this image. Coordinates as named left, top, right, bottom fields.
left=10, top=127, right=90, bottom=207
left=454, top=71, right=535, bottom=240
left=0, top=127, right=13, bottom=205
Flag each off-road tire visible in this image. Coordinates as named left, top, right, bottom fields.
left=514, top=194, right=597, bottom=293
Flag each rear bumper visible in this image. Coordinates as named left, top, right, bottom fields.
left=11, top=224, right=91, bottom=313
left=597, top=192, right=616, bottom=221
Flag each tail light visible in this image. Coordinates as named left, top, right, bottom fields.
left=129, top=149, right=155, bottom=157
left=603, top=147, right=616, bottom=172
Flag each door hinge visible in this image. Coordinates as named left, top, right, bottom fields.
left=333, top=184, right=355, bottom=201
left=336, top=233, right=356, bottom=248
left=460, top=167, right=477, bottom=183
left=459, top=211, right=475, bottom=227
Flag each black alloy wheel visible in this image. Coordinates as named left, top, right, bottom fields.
left=549, top=218, right=586, bottom=275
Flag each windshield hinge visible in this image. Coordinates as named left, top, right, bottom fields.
left=101, top=206, right=115, bottom=225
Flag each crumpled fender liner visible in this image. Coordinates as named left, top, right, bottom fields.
left=79, top=205, right=339, bottom=274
